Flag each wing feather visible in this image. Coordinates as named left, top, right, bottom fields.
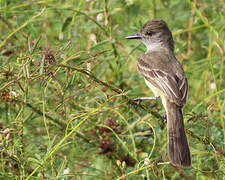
left=137, top=54, right=188, bottom=107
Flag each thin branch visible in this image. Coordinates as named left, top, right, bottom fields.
left=59, top=64, right=163, bottom=120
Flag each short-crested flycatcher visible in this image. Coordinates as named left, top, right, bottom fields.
left=126, top=19, right=191, bottom=167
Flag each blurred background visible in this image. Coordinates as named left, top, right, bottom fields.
left=0, top=0, right=224, bottom=179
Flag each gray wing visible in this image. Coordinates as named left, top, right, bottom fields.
left=138, top=54, right=188, bottom=107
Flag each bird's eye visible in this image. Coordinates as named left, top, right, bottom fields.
left=146, top=31, right=154, bottom=36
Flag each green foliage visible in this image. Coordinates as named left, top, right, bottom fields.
left=0, top=0, right=224, bottom=179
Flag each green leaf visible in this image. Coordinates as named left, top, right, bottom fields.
left=62, top=17, right=73, bottom=32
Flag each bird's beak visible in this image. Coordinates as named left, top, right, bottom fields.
left=126, top=33, right=142, bottom=39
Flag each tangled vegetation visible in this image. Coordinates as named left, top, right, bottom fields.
left=0, top=0, right=224, bottom=179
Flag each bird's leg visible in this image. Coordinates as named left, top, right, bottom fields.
left=133, top=96, right=160, bottom=106
left=133, top=96, right=160, bottom=101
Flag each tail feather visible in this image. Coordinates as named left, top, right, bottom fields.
left=166, top=100, right=191, bottom=167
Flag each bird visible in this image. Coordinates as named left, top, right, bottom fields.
left=126, top=19, right=191, bottom=167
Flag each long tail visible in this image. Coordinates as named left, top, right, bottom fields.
left=166, top=100, right=191, bottom=167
